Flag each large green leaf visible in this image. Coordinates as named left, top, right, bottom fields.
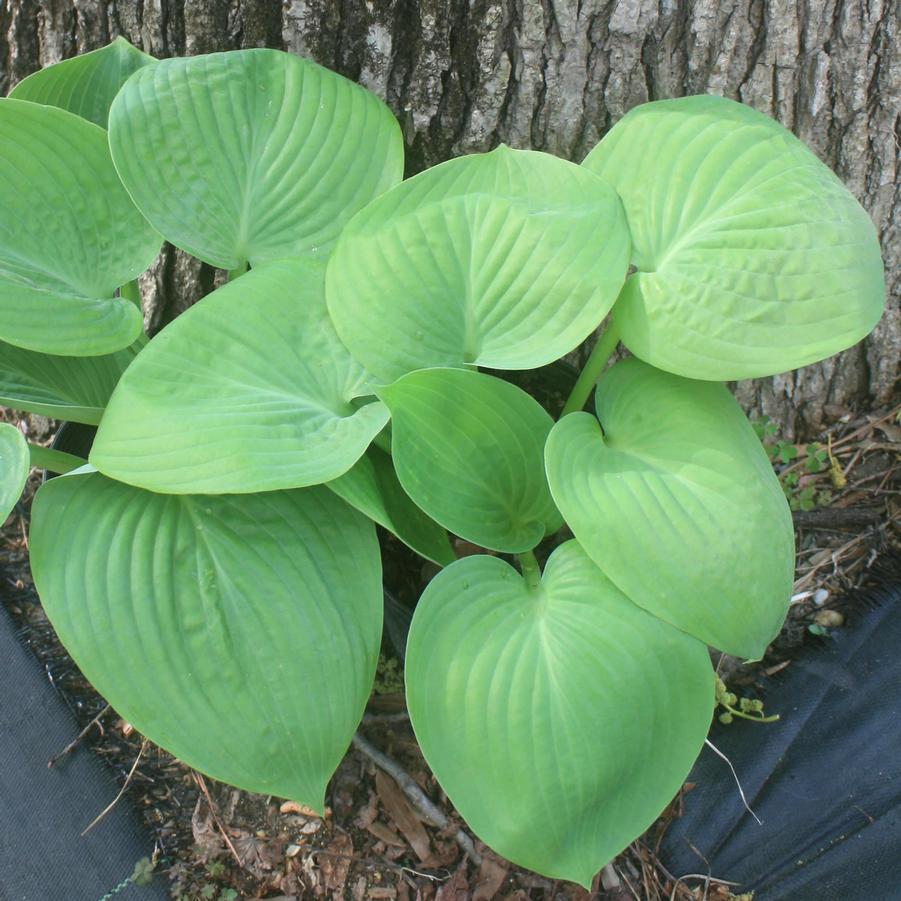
left=326, top=146, right=630, bottom=382
left=582, top=96, right=885, bottom=380
left=108, top=49, right=403, bottom=270
left=0, top=338, right=140, bottom=424
left=90, top=259, right=389, bottom=493
left=29, top=472, right=382, bottom=810
left=0, top=100, right=160, bottom=356
left=377, top=368, right=561, bottom=553
left=545, top=357, right=793, bottom=658
left=0, top=422, right=29, bottom=522
left=327, top=446, right=455, bottom=566
left=406, top=541, right=714, bottom=886
left=9, top=37, right=155, bottom=127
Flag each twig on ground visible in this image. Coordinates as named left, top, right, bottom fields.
left=306, top=848, right=450, bottom=882
left=792, top=507, right=882, bottom=530
left=704, top=739, right=761, bottom=825
left=81, top=738, right=147, bottom=836
left=48, top=702, right=111, bottom=767
left=351, top=731, right=482, bottom=866
left=192, top=771, right=243, bottom=868
left=669, top=873, right=742, bottom=901
left=794, top=534, right=866, bottom=591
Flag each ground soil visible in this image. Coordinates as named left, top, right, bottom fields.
left=1, top=404, right=899, bottom=901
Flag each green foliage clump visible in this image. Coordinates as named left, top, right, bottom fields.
left=0, top=38, right=884, bottom=887
left=373, top=653, right=405, bottom=695
left=754, top=417, right=836, bottom=511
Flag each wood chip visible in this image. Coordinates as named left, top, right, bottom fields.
left=435, top=864, right=470, bottom=901
left=367, top=819, right=406, bottom=847
left=472, top=854, right=508, bottom=901
left=279, top=800, right=322, bottom=818
left=320, top=833, right=353, bottom=893
left=368, top=889, right=397, bottom=899
left=375, top=769, right=434, bottom=864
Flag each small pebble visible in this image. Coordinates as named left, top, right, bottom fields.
left=814, top=609, right=844, bottom=628
left=813, top=588, right=829, bottom=607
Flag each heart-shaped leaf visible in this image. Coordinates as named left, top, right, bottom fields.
left=326, top=146, right=630, bottom=382
left=9, top=36, right=155, bottom=127
left=0, top=338, right=140, bottom=424
left=406, top=541, right=714, bottom=886
left=0, top=100, right=161, bottom=355
left=90, top=258, right=389, bottom=494
left=545, top=357, right=794, bottom=658
left=29, top=472, right=382, bottom=810
left=377, top=368, right=561, bottom=553
left=327, top=446, right=455, bottom=566
left=583, top=96, right=885, bottom=380
left=108, top=49, right=404, bottom=270
left=0, top=422, right=29, bottom=522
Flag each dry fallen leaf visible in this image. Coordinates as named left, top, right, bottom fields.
left=375, top=770, right=434, bottom=864
left=190, top=796, right=225, bottom=862
left=230, top=828, right=280, bottom=876
left=354, top=791, right=379, bottom=829
left=472, top=853, right=508, bottom=901
left=320, top=832, right=353, bottom=893
left=367, top=820, right=406, bottom=847
left=435, top=863, right=470, bottom=901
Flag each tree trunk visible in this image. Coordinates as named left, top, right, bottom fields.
left=2, top=0, right=897, bottom=436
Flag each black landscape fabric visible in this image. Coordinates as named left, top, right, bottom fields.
left=0, top=604, right=168, bottom=901
left=661, top=578, right=901, bottom=900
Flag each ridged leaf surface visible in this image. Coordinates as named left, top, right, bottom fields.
left=327, top=146, right=630, bottom=381
left=583, top=95, right=885, bottom=379
left=90, top=259, right=388, bottom=493
left=108, top=49, right=403, bottom=269
left=29, top=473, right=382, bottom=810
left=406, top=541, right=714, bottom=886
left=327, top=447, right=455, bottom=566
left=378, top=368, right=561, bottom=553
left=0, top=100, right=160, bottom=355
left=9, top=37, right=155, bottom=127
left=0, top=423, right=29, bottom=522
left=545, top=358, right=794, bottom=658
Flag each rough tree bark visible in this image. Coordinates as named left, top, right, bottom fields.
left=2, top=0, right=898, bottom=436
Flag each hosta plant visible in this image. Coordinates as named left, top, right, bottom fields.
left=0, top=39, right=884, bottom=887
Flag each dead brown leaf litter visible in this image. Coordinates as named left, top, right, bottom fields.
left=0, top=405, right=898, bottom=900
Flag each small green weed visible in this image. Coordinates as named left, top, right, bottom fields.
left=715, top=677, right=779, bottom=725
left=372, top=653, right=405, bottom=695
left=753, top=418, right=834, bottom=511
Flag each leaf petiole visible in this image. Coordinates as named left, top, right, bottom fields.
left=118, top=279, right=142, bottom=309
left=227, top=261, right=248, bottom=282
left=560, top=321, right=621, bottom=417
left=517, top=550, right=541, bottom=590
left=28, top=443, right=87, bottom=474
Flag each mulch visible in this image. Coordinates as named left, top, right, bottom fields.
left=1, top=404, right=898, bottom=901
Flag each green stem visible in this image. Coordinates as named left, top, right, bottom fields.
left=518, top=550, right=541, bottom=590
left=724, top=705, right=781, bottom=724
left=227, top=261, right=249, bottom=282
left=118, top=279, right=141, bottom=309
left=28, top=444, right=87, bottom=474
left=560, top=321, right=621, bottom=417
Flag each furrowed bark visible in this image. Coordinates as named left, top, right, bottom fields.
left=3, top=0, right=897, bottom=436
